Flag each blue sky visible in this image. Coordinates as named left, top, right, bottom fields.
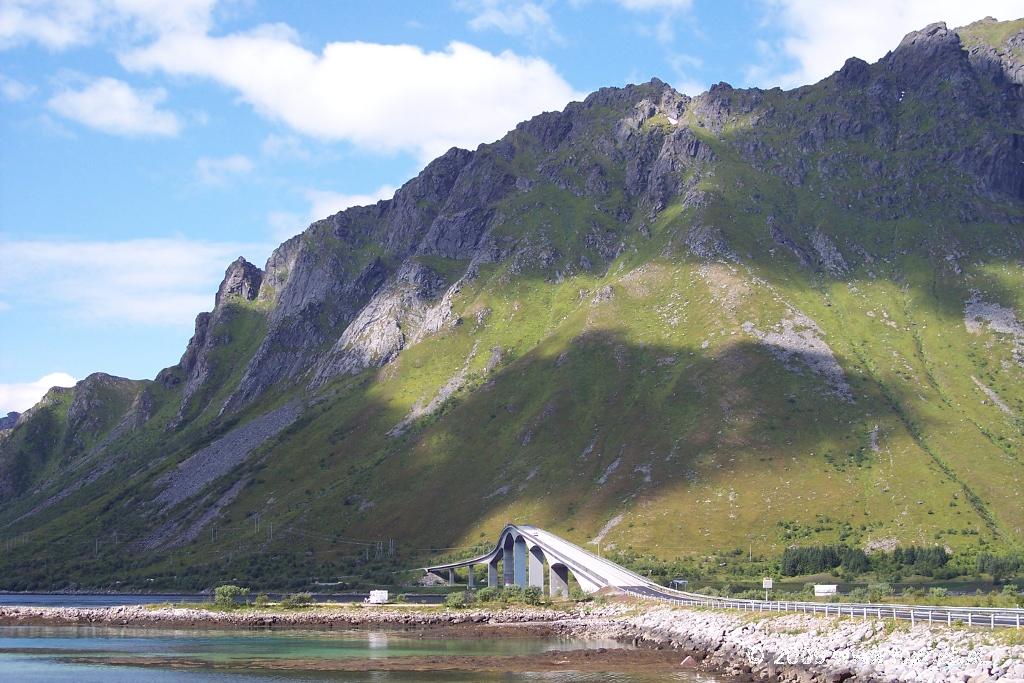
left=1, top=0, right=1020, bottom=413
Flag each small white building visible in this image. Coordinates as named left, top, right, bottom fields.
left=814, top=584, right=838, bottom=597
left=366, top=590, right=389, bottom=604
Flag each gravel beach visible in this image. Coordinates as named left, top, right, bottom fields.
left=1, top=600, right=1022, bottom=681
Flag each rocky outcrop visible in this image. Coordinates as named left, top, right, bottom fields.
left=216, top=256, right=263, bottom=305
left=0, top=412, right=20, bottom=430
left=961, top=17, right=1024, bottom=85
left=313, top=260, right=452, bottom=382
left=164, top=257, right=267, bottom=425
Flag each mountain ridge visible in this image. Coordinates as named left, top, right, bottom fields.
left=2, top=17, right=1023, bottom=590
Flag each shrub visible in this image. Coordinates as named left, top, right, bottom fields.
left=867, top=583, right=893, bottom=602
left=847, top=588, right=868, bottom=601
left=214, top=584, right=249, bottom=608
left=928, top=587, right=948, bottom=599
left=444, top=591, right=471, bottom=609
left=254, top=593, right=270, bottom=607
left=502, top=585, right=524, bottom=602
left=279, top=593, right=313, bottom=609
left=569, top=587, right=591, bottom=602
left=523, top=586, right=543, bottom=605
left=475, top=587, right=500, bottom=602
left=394, top=593, right=408, bottom=603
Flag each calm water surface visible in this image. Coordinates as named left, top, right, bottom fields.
left=0, top=625, right=725, bottom=682
left=0, top=593, right=444, bottom=608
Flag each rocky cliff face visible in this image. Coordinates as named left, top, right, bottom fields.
left=1, top=18, right=1023, bottom=590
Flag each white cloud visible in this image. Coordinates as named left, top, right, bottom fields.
left=0, top=73, right=34, bottom=101
left=121, top=31, right=581, bottom=161
left=48, top=76, right=180, bottom=136
left=305, top=185, right=397, bottom=221
left=458, top=0, right=563, bottom=44
left=0, top=372, right=76, bottom=414
left=616, top=0, right=692, bottom=8
left=666, top=52, right=705, bottom=95
left=195, top=153, right=253, bottom=185
left=0, top=237, right=271, bottom=326
left=260, top=133, right=311, bottom=160
left=751, top=0, right=1024, bottom=89
left=0, top=0, right=215, bottom=50
left=614, top=0, right=694, bottom=45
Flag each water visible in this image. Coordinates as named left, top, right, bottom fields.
left=0, top=593, right=209, bottom=608
left=0, top=593, right=444, bottom=608
left=0, top=625, right=724, bottom=682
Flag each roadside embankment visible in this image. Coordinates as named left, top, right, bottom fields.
left=556, top=604, right=1024, bottom=682
left=2, top=601, right=1023, bottom=681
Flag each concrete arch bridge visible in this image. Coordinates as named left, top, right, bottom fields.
left=422, top=524, right=655, bottom=597
left=423, top=525, right=1024, bottom=630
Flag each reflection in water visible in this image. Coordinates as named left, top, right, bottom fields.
left=0, top=625, right=725, bottom=682
left=366, top=632, right=388, bottom=650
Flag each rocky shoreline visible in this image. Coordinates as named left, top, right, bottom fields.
left=556, top=605, right=1024, bottom=682
left=1, top=601, right=1022, bottom=681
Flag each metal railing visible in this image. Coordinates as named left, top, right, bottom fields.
left=621, top=587, right=1024, bottom=629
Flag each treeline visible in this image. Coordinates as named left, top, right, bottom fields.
left=780, top=545, right=869, bottom=576
left=780, top=544, right=950, bottom=578
left=976, top=553, right=1022, bottom=582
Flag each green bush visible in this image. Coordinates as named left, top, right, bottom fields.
left=523, top=586, right=543, bottom=605
left=279, top=592, right=313, bottom=609
left=928, top=587, right=949, bottom=599
left=569, top=587, right=591, bottom=602
left=476, top=587, right=501, bottom=602
left=254, top=593, right=269, bottom=607
left=213, top=584, right=249, bottom=608
left=502, top=585, right=524, bottom=602
left=394, top=593, right=408, bottom=603
left=442, top=593, right=468, bottom=610
left=867, top=583, right=893, bottom=602
left=847, top=588, right=868, bottom=601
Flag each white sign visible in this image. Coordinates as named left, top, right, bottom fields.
left=814, top=584, right=838, bottom=596
left=762, top=577, right=773, bottom=590
left=367, top=590, right=389, bottom=604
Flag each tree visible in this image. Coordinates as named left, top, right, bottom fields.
left=213, top=584, right=249, bottom=608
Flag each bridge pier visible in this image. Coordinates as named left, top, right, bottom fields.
left=513, top=537, right=527, bottom=587
left=549, top=563, right=569, bottom=598
left=467, top=565, right=475, bottom=588
left=528, top=546, right=545, bottom=590
left=488, top=557, right=499, bottom=587
left=503, top=538, right=515, bottom=585
left=448, top=568, right=455, bottom=586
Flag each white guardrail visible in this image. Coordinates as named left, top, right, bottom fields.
left=621, top=587, right=1024, bottom=629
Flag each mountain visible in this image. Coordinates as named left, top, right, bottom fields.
left=2, top=18, right=1023, bottom=590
